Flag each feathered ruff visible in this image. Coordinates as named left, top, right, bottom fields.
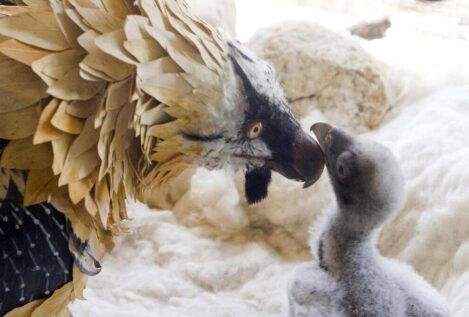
left=0, top=0, right=228, bottom=314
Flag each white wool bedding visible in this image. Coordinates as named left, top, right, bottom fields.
left=70, top=7, right=469, bottom=317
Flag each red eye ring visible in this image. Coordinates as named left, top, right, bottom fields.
left=244, top=121, right=263, bottom=139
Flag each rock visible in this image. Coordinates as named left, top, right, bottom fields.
left=349, top=17, right=391, bottom=40
left=248, top=21, right=390, bottom=132
left=187, top=0, right=237, bottom=37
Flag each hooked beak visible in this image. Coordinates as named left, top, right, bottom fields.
left=244, top=127, right=325, bottom=204
left=265, top=128, right=325, bottom=188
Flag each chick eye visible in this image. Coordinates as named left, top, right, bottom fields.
left=336, top=151, right=357, bottom=183
left=244, top=121, right=263, bottom=139
left=337, top=163, right=346, bottom=178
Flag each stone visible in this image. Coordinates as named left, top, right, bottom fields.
left=248, top=21, right=390, bottom=132
left=349, top=17, right=391, bottom=40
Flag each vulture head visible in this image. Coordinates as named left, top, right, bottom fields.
left=174, top=41, right=325, bottom=204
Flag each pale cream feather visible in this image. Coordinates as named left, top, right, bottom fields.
left=0, top=0, right=228, bottom=314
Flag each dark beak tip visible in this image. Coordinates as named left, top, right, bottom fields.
left=292, top=130, right=326, bottom=189
left=265, top=126, right=326, bottom=189
left=302, top=161, right=325, bottom=189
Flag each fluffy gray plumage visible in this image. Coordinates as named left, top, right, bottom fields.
left=287, top=123, right=450, bottom=317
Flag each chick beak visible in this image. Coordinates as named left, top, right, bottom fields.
left=311, top=122, right=333, bottom=149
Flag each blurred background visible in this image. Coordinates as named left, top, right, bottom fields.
left=236, top=0, right=469, bottom=40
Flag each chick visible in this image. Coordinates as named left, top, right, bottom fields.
left=287, top=123, right=449, bottom=317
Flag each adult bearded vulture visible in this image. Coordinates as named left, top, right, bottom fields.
left=0, top=0, right=325, bottom=315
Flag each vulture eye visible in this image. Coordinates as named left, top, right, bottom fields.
left=244, top=121, right=263, bottom=139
